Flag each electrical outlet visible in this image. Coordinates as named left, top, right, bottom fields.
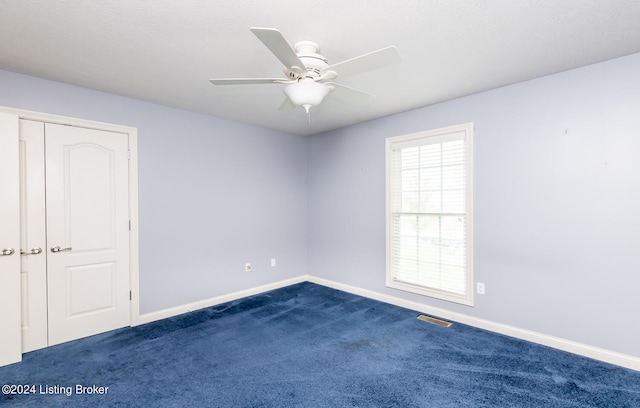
left=245, top=263, right=252, bottom=272
left=476, top=282, right=485, bottom=295
left=271, top=258, right=276, bottom=267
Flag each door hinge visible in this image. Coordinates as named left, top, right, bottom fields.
left=127, top=150, right=131, bottom=160
left=128, top=220, right=131, bottom=231
left=129, top=290, right=132, bottom=301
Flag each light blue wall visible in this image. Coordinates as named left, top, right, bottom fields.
left=307, top=53, right=640, bottom=357
left=2, top=52, right=639, bottom=358
left=0, top=70, right=308, bottom=314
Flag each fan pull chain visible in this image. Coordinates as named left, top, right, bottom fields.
left=304, top=104, right=312, bottom=125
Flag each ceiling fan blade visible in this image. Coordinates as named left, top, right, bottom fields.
left=321, top=46, right=401, bottom=79
left=209, top=78, right=284, bottom=85
left=250, top=27, right=306, bottom=74
left=326, top=82, right=376, bottom=103
left=278, top=97, right=296, bottom=111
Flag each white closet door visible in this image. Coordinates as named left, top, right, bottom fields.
left=0, top=112, right=21, bottom=366
left=19, top=119, right=48, bottom=352
left=45, top=123, right=130, bottom=346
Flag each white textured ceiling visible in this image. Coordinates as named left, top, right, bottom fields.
left=1, top=0, right=640, bottom=136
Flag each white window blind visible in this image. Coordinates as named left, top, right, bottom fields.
left=386, top=124, right=473, bottom=305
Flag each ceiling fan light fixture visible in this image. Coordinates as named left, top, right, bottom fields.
left=284, top=79, right=330, bottom=112
left=209, top=28, right=401, bottom=118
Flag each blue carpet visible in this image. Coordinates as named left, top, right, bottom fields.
left=1, top=282, right=639, bottom=407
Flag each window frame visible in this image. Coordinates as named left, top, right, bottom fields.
left=385, top=123, right=474, bottom=306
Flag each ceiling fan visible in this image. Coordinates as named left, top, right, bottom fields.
left=209, top=27, right=401, bottom=114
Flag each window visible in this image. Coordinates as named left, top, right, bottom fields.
left=385, top=123, right=473, bottom=305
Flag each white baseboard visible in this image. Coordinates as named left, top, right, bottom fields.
left=307, top=276, right=640, bottom=372
left=134, top=275, right=307, bottom=326
left=133, top=274, right=640, bottom=372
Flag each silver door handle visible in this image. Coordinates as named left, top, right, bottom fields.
left=51, top=246, right=72, bottom=253
left=21, top=247, right=43, bottom=255
left=1, top=248, right=15, bottom=256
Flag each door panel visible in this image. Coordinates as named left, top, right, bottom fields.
left=19, top=119, right=48, bottom=352
left=67, top=262, right=116, bottom=316
left=0, top=112, right=21, bottom=366
left=45, top=123, right=130, bottom=346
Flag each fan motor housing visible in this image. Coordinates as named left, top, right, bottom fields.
left=285, top=40, right=329, bottom=79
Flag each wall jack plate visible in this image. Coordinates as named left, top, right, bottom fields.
left=245, top=263, right=252, bottom=272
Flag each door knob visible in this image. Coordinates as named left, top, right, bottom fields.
left=1, top=248, right=15, bottom=256
left=51, top=246, right=72, bottom=253
left=21, top=247, right=43, bottom=255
